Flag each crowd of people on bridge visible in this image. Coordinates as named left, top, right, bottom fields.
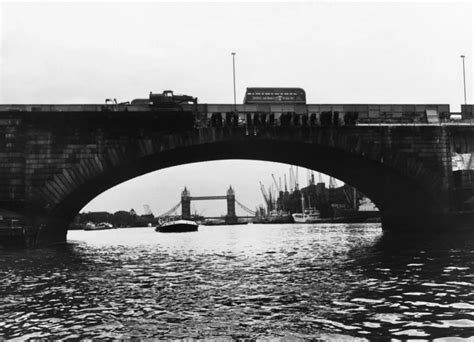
left=206, top=111, right=360, bottom=128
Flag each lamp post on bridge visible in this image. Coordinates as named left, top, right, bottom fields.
left=231, top=52, right=237, bottom=113
left=460, top=55, right=467, bottom=106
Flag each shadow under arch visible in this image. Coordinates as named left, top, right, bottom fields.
left=52, top=139, right=443, bottom=232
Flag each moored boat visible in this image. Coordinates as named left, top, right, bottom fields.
left=291, top=194, right=320, bottom=223
left=255, top=210, right=293, bottom=224
left=201, top=218, right=226, bottom=226
left=155, top=217, right=198, bottom=233
left=84, top=222, right=114, bottom=230
left=292, top=209, right=320, bottom=223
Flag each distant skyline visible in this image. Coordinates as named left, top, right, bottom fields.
left=1, top=1, right=472, bottom=215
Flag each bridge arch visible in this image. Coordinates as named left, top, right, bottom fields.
left=27, top=126, right=447, bottom=245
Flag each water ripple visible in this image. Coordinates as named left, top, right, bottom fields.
left=0, top=224, right=473, bottom=340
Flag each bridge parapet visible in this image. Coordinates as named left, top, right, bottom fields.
left=3, top=102, right=471, bottom=127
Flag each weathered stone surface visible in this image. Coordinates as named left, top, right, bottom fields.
left=0, top=109, right=472, bottom=246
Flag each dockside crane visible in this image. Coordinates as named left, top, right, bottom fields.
left=289, top=167, right=294, bottom=192
left=289, top=166, right=299, bottom=191
left=259, top=181, right=271, bottom=214
left=143, top=204, right=154, bottom=216
left=342, top=186, right=352, bottom=207
left=268, top=185, right=274, bottom=212
left=295, top=167, right=299, bottom=190
left=271, top=174, right=281, bottom=193
left=269, top=185, right=278, bottom=211
left=342, top=185, right=359, bottom=210
left=268, top=184, right=278, bottom=211
left=272, top=173, right=285, bottom=211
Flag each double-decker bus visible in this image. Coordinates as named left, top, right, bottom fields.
left=243, top=87, right=306, bottom=105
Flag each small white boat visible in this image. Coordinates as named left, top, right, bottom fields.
left=84, top=222, right=114, bottom=230
left=155, top=217, right=198, bottom=233
left=292, top=209, right=320, bottom=223
left=292, top=194, right=320, bottom=223
left=97, top=222, right=114, bottom=229
left=84, top=221, right=96, bottom=230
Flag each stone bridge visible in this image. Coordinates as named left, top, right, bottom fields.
left=0, top=107, right=473, bottom=246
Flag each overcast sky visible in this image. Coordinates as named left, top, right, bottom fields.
left=1, top=1, right=472, bottom=216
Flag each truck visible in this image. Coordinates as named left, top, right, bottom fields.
left=131, top=90, right=197, bottom=108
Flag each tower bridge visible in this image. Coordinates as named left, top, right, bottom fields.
left=0, top=100, right=473, bottom=247
left=157, top=186, right=253, bottom=223
left=180, top=186, right=237, bottom=224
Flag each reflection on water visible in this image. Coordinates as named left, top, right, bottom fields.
left=0, top=224, right=473, bottom=340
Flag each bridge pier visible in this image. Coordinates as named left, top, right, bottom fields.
left=34, top=217, right=69, bottom=246
left=381, top=211, right=474, bottom=232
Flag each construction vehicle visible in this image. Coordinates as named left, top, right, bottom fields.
left=149, top=90, right=197, bottom=107
left=131, top=90, right=197, bottom=108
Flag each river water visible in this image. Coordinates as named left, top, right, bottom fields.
left=0, top=223, right=473, bottom=340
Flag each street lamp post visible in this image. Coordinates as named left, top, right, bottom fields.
left=461, top=55, right=467, bottom=106
left=231, top=52, right=236, bottom=112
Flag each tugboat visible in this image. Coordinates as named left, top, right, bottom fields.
left=155, top=216, right=198, bottom=233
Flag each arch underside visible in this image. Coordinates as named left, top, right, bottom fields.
left=50, top=139, right=444, bottom=232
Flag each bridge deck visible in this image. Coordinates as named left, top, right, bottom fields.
left=1, top=103, right=472, bottom=126
left=0, top=102, right=453, bottom=114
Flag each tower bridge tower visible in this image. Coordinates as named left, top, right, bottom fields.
left=226, top=185, right=237, bottom=224
left=181, top=187, right=191, bottom=219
